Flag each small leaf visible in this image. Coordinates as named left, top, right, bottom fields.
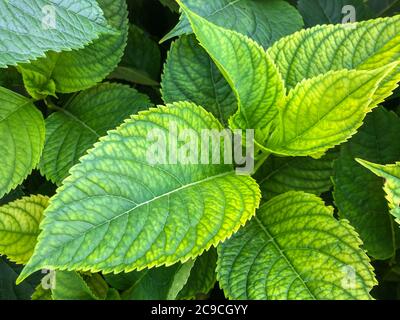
left=217, top=191, right=376, bottom=300
left=0, top=195, right=48, bottom=264
left=0, top=0, right=110, bottom=68
left=265, top=67, right=396, bottom=156
left=18, top=102, right=261, bottom=282
left=39, top=83, right=152, bottom=185
left=52, top=271, right=99, bottom=300
left=0, top=87, right=45, bottom=198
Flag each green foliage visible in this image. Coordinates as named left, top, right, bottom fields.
left=1, top=0, right=400, bottom=301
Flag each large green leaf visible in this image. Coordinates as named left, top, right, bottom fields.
left=357, top=160, right=400, bottom=225
left=265, top=67, right=395, bottom=157
left=0, top=0, right=110, bottom=68
left=0, top=195, right=48, bottom=264
left=217, top=191, right=376, bottom=300
left=39, top=83, right=152, bottom=185
left=110, top=24, right=161, bottom=86
left=18, top=102, right=261, bottom=282
left=255, top=151, right=337, bottom=201
left=162, top=0, right=304, bottom=48
left=180, top=3, right=285, bottom=139
left=333, top=108, right=400, bottom=260
left=0, top=87, right=45, bottom=198
left=268, top=14, right=400, bottom=105
left=161, top=35, right=236, bottom=126
left=18, top=0, right=128, bottom=98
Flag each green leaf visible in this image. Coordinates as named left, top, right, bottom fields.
left=333, top=108, right=400, bottom=260
left=0, top=195, right=48, bottom=264
left=0, top=0, right=110, bottom=68
left=39, top=83, right=152, bottom=185
left=217, top=191, right=376, bottom=300
left=161, top=35, right=236, bottom=126
left=18, top=0, right=128, bottom=98
left=357, top=159, right=400, bottom=225
left=255, top=150, right=338, bottom=201
left=177, top=248, right=217, bottom=300
left=52, top=271, right=99, bottom=300
left=109, top=24, right=161, bottom=86
left=368, top=0, right=400, bottom=17
left=162, top=0, right=304, bottom=48
left=120, top=262, right=194, bottom=300
left=265, top=67, right=396, bottom=157
left=268, top=15, right=400, bottom=105
left=298, top=0, right=370, bottom=27
left=31, top=284, right=52, bottom=300
left=18, top=101, right=261, bottom=282
left=179, top=2, right=285, bottom=139
left=0, top=87, right=45, bottom=198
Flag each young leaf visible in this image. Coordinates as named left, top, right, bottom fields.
left=255, top=150, right=337, bottom=201
left=109, top=24, right=161, bottom=86
left=217, top=191, right=376, bottom=300
left=161, top=35, right=237, bottom=126
left=268, top=15, right=400, bottom=105
left=52, top=271, right=99, bottom=300
left=0, top=87, right=45, bottom=198
left=179, top=2, right=285, bottom=139
left=0, top=195, right=48, bottom=264
left=333, top=108, right=400, bottom=260
left=39, top=83, right=152, bottom=185
left=162, top=0, right=304, bottom=48
left=18, top=102, right=261, bottom=282
left=0, top=0, right=110, bottom=68
left=265, top=67, right=395, bottom=157
left=18, top=0, right=128, bottom=98
left=357, top=159, right=400, bottom=224
left=120, top=262, right=195, bottom=300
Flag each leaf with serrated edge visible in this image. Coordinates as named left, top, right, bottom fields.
left=18, top=102, right=261, bottom=283
left=217, top=191, right=376, bottom=300
left=0, top=87, right=45, bottom=198
left=0, top=0, right=110, bottom=68
left=52, top=271, right=99, bottom=300
left=0, top=195, right=48, bottom=264
left=265, top=66, right=397, bottom=157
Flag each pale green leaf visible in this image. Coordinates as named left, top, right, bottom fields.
left=0, top=195, right=48, bottom=265
left=39, top=83, right=152, bottom=185
left=333, top=108, right=400, bottom=260
left=18, top=102, right=261, bottom=282
left=161, top=35, right=236, bottom=126
left=217, top=191, right=376, bottom=300
left=180, top=2, right=285, bottom=139
left=357, top=159, right=400, bottom=225
left=268, top=15, right=400, bottom=105
left=0, top=0, right=110, bottom=68
left=265, top=67, right=395, bottom=157
left=0, top=87, right=45, bottom=198
left=18, top=0, right=128, bottom=98
left=162, top=0, right=304, bottom=48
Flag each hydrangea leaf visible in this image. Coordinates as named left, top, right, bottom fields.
left=0, top=195, right=48, bottom=265
left=18, top=0, right=128, bottom=98
left=268, top=15, right=400, bottom=105
left=109, top=24, right=161, bottom=86
left=179, top=2, right=285, bottom=140
left=255, top=150, right=338, bottom=201
left=0, top=87, right=45, bottom=198
left=52, top=271, right=99, bottom=300
left=357, top=159, right=400, bottom=225
left=333, top=108, right=400, bottom=260
left=0, top=0, right=110, bottom=68
left=18, top=102, right=261, bottom=282
left=119, top=262, right=195, bottom=300
left=161, top=35, right=236, bottom=126
left=177, top=248, right=217, bottom=300
left=217, top=191, right=376, bottom=300
left=39, top=83, right=152, bottom=185
left=31, top=284, right=52, bottom=300
left=265, top=67, right=396, bottom=157
left=162, top=0, right=304, bottom=48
